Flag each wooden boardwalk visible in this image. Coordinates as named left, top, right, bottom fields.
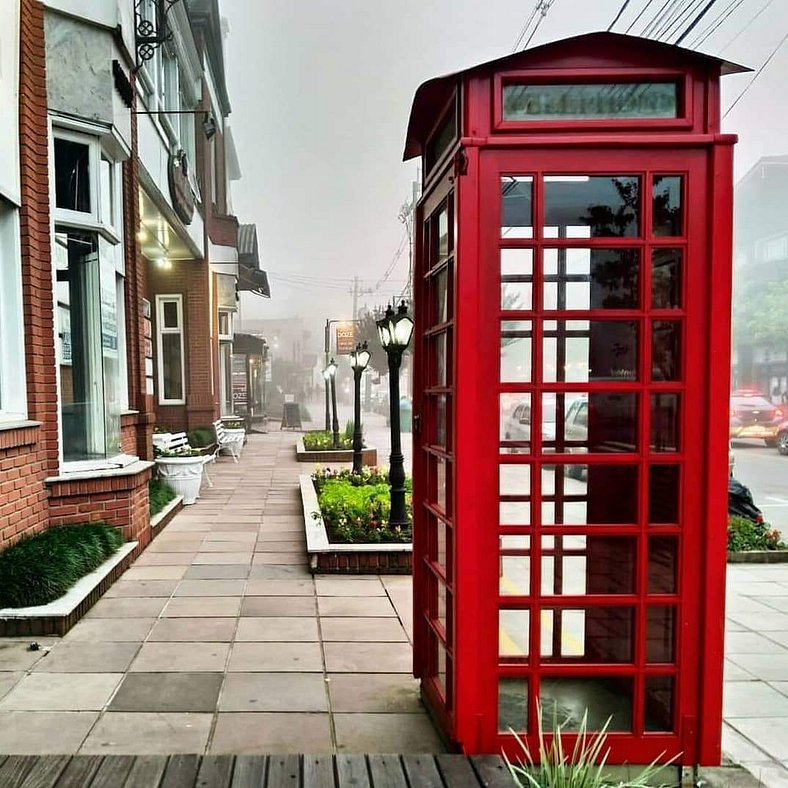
left=0, top=753, right=517, bottom=787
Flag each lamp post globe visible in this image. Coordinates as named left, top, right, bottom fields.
left=325, top=358, right=340, bottom=449
left=376, top=302, right=414, bottom=529
left=349, top=342, right=371, bottom=473
left=321, top=365, right=332, bottom=431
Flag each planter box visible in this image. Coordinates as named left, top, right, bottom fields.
left=0, top=542, right=138, bottom=637
left=155, top=456, right=206, bottom=504
left=728, top=549, right=788, bottom=564
left=299, top=474, right=411, bottom=574
left=296, top=438, right=378, bottom=466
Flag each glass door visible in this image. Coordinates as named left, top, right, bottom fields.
left=415, top=186, right=456, bottom=726
left=490, top=150, right=703, bottom=761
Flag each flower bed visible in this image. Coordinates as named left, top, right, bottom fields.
left=300, top=467, right=412, bottom=574
left=727, top=515, right=788, bottom=563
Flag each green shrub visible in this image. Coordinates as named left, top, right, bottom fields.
left=149, top=478, right=177, bottom=517
left=312, top=469, right=411, bottom=544
left=188, top=426, right=216, bottom=448
left=303, top=430, right=353, bottom=451
left=728, top=515, right=785, bottom=552
left=0, top=523, right=125, bottom=608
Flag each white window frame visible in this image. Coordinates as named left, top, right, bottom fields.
left=156, top=294, right=186, bottom=405
left=51, top=124, right=130, bottom=470
left=0, top=200, right=27, bottom=424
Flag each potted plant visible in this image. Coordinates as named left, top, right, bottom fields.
left=154, top=446, right=207, bottom=505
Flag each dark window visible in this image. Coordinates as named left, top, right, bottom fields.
left=54, top=138, right=91, bottom=213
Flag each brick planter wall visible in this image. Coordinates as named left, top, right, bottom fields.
left=315, top=550, right=412, bottom=574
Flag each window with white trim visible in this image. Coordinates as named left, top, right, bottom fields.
left=53, top=128, right=127, bottom=464
left=218, top=309, right=233, bottom=416
left=156, top=295, right=185, bottom=405
left=0, top=198, right=27, bottom=423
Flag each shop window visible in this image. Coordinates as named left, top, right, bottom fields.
left=156, top=295, right=185, bottom=405
left=218, top=309, right=234, bottom=417
left=0, top=200, right=26, bottom=422
left=53, top=130, right=126, bottom=466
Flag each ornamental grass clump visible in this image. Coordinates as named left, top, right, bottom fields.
left=149, top=478, right=177, bottom=517
left=0, top=523, right=125, bottom=608
left=505, top=709, right=673, bottom=788
left=312, top=467, right=412, bottom=544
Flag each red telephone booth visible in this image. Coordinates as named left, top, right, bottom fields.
left=405, top=32, right=747, bottom=765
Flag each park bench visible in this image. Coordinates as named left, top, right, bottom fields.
left=152, top=431, right=217, bottom=488
left=213, top=419, right=245, bottom=463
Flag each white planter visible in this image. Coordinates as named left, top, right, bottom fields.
left=155, top=456, right=204, bottom=505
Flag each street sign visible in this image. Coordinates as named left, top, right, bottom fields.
left=335, top=324, right=356, bottom=354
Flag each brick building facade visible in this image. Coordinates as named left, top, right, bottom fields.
left=0, top=0, right=261, bottom=552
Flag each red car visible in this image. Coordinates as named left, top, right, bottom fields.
left=729, top=390, right=783, bottom=446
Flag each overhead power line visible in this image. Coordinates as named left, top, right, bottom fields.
left=688, top=0, right=746, bottom=48
left=718, top=0, right=775, bottom=51
left=625, top=0, right=658, bottom=33
left=512, top=0, right=558, bottom=52
left=723, top=30, right=788, bottom=118
left=607, top=0, right=633, bottom=31
left=675, top=0, right=721, bottom=44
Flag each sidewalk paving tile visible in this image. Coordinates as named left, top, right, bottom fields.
left=122, top=566, right=188, bottom=580
left=0, top=672, right=123, bottom=711
left=235, top=617, right=319, bottom=642
left=318, top=596, right=397, bottom=617
left=245, top=579, right=314, bottom=596
left=219, top=673, right=328, bottom=712
left=80, top=712, right=212, bottom=754
left=730, top=718, right=788, bottom=761
left=130, top=642, right=231, bottom=672
left=148, top=617, right=237, bottom=642
left=248, top=565, right=310, bottom=579
left=251, top=553, right=307, bottom=565
left=727, top=654, right=788, bottom=682
left=0, top=672, right=22, bottom=701
left=105, top=579, right=180, bottom=598
left=134, top=552, right=197, bottom=566
left=0, top=640, right=56, bottom=671
left=174, top=580, right=247, bottom=597
left=110, top=673, right=223, bottom=712
left=315, top=578, right=386, bottom=596
left=334, top=713, right=444, bottom=754
left=241, top=596, right=316, bottom=617
left=184, top=565, right=251, bottom=579
left=228, top=642, right=324, bottom=672
left=728, top=611, right=788, bottom=631
left=763, top=632, right=788, bottom=649
left=725, top=632, right=787, bottom=654
left=320, top=617, right=408, bottom=643
left=163, top=597, right=242, bottom=618
left=33, top=642, right=140, bottom=673
left=192, top=552, right=253, bottom=565
left=0, top=711, right=98, bottom=753
left=327, top=674, right=422, bottom=713
left=722, top=722, right=773, bottom=764
left=324, top=642, right=412, bottom=673
left=724, top=681, right=788, bottom=717
left=210, top=712, right=333, bottom=754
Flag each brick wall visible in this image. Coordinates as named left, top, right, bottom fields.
left=0, top=0, right=57, bottom=551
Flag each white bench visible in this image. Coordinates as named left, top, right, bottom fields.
left=153, top=431, right=217, bottom=487
left=213, top=419, right=245, bottom=463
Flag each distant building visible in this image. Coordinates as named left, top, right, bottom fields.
left=733, top=155, right=788, bottom=394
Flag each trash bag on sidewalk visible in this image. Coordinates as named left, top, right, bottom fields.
left=728, top=476, right=763, bottom=523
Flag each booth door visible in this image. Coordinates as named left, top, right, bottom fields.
left=488, top=148, right=708, bottom=761
left=413, top=180, right=456, bottom=731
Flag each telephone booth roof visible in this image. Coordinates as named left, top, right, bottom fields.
left=403, top=31, right=749, bottom=160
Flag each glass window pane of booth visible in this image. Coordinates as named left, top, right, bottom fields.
left=544, top=176, right=640, bottom=238
left=540, top=676, right=633, bottom=732
left=501, top=176, right=533, bottom=238
left=652, top=176, right=684, bottom=237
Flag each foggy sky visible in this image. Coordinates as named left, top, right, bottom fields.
left=223, top=0, right=788, bottom=339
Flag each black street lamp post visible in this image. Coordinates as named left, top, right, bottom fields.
left=322, top=366, right=331, bottom=431
left=349, top=342, right=371, bottom=473
left=377, top=302, right=414, bottom=528
left=325, top=358, right=340, bottom=449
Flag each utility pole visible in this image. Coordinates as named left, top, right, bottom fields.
left=351, top=275, right=360, bottom=320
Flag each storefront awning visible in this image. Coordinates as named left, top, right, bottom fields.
left=237, top=224, right=270, bottom=298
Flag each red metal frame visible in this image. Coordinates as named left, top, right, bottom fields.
left=409, top=34, right=738, bottom=766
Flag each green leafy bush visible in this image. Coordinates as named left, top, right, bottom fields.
left=149, top=478, right=176, bottom=517
left=188, top=426, right=216, bottom=448
left=312, top=468, right=411, bottom=544
left=728, top=515, right=785, bottom=552
left=303, top=430, right=353, bottom=451
left=0, top=523, right=125, bottom=608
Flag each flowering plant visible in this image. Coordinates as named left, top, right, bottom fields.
left=303, top=430, right=353, bottom=451
left=728, top=515, right=786, bottom=552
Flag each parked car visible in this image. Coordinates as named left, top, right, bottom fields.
left=729, top=391, right=783, bottom=446
left=775, top=423, right=788, bottom=455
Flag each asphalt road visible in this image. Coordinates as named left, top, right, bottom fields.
left=731, top=439, right=788, bottom=533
